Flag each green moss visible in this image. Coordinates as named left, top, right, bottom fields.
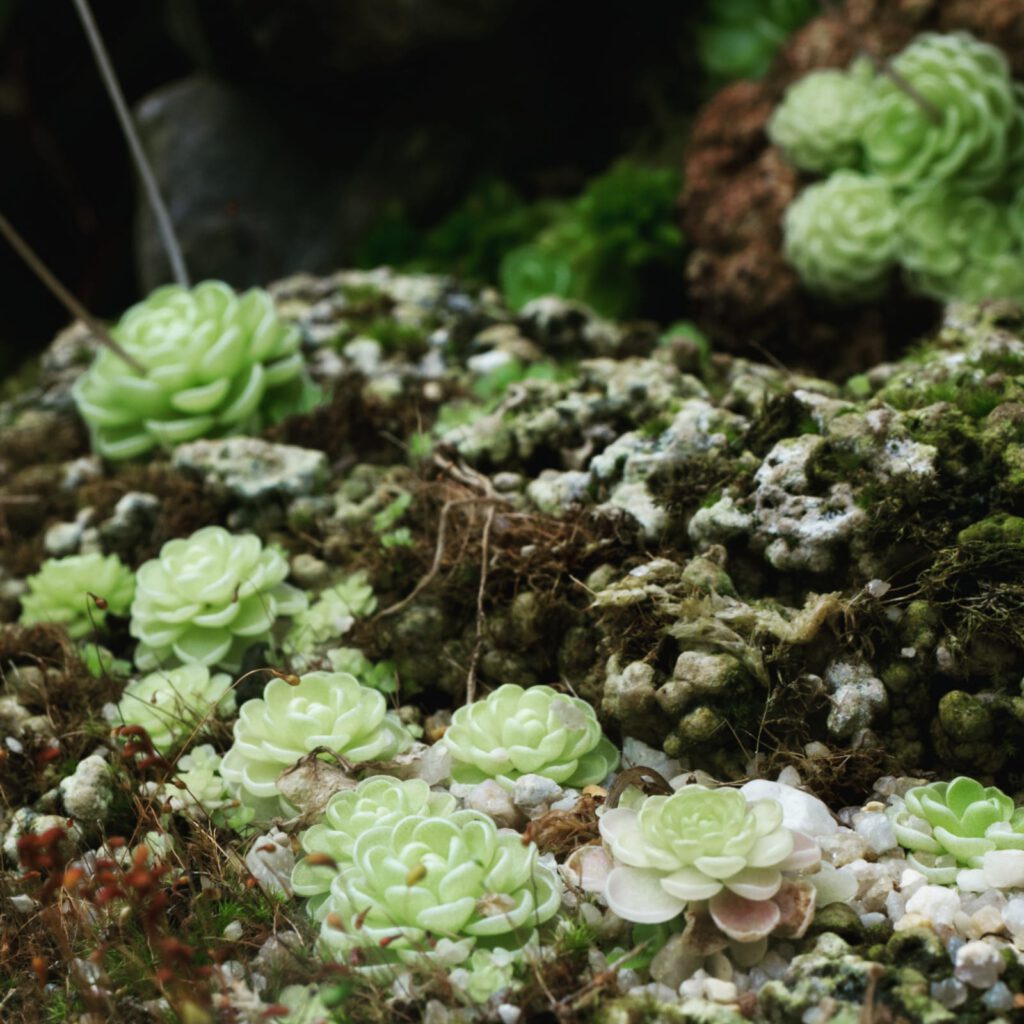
left=361, top=317, right=427, bottom=355
left=957, top=512, right=1024, bottom=548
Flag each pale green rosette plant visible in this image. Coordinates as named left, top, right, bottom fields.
left=129, top=525, right=307, bottom=672
left=73, top=281, right=310, bottom=460
left=283, top=572, right=377, bottom=655
left=164, top=744, right=233, bottom=815
left=113, top=664, right=235, bottom=753
left=315, top=809, right=560, bottom=974
left=19, top=552, right=135, bottom=639
left=768, top=66, right=875, bottom=174
left=292, top=777, right=457, bottom=913
left=600, top=785, right=820, bottom=945
left=898, top=190, right=1024, bottom=303
left=782, top=171, right=898, bottom=302
left=219, top=671, right=413, bottom=820
left=889, top=776, right=1024, bottom=884
left=862, top=32, right=1018, bottom=193
left=441, top=683, right=619, bottom=790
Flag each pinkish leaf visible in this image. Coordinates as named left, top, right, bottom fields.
left=778, top=830, right=822, bottom=873
left=709, top=889, right=781, bottom=943
left=771, top=879, right=816, bottom=938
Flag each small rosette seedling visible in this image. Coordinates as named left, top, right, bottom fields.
left=783, top=171, right=898, bottom=302
left=768, top=66, right=876, bottom=174
left=862, top=32, right=1018, bottom=193
left=219, top=671, right=413, bottom=820
left=600, top=785, right=820, bottom=948
left=292, top=777, right=457, bottom=913
left=283, top=571, right=377, bottom=656
left=441, top=683, right=619, bottom=790
left=19, top=552, right=135, bottom=639
left=889, top=776, right=1024, bottom=884
left=129, top=525, right=307, bottom=672
left=315, top=809, right=561, bottom=973
left=73, top=281, right=309, bottom=460
left=113, top=664, right=235, bottom=754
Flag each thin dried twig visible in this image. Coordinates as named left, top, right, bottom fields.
left=0, top=212, right=146, bottom=374
left=72, top=0, right=190, bottom=287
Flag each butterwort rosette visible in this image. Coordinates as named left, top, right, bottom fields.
left=889, top=776, right=1024, bottom=884
left=219, top=671, right=413, bottom=819
left=129, top=525, right=307, bottom=672
left=783, top=171, right=898, bottom=302
left=314, top=809, right=560, bottom=973
left=292, top=777, right=457, bottom=913
left=73, top=281, right=310, bottom=460
left=600, top=784, right=820, bottom=946
left=20, top=552, right=135, bottom=639
left=441, top=683, right=619, bottom=790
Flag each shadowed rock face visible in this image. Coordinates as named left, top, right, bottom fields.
left=680, top=0, right=1024, bottom=378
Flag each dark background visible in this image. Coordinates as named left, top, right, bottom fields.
left=0, top=0, right=700, bottom=378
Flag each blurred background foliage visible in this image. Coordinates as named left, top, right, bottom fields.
left=0, top=0, right=813, bottom=379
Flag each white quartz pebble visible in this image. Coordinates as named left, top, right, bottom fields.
left=953, top=939, right=1003, bottom=989
left=983, top=849, right=1024, bottom=889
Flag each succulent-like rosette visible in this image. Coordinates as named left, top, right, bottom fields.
left=219, top=671, right=413, bottom=819
left=783, top=171, right=898, bottom=301
left=768, top=67, right=875, bottom=174
left=129, top=525, right=307, bottom=672
left=19, top=552, right=135, bottom=639
left=292, top=777, right=457, bottom=912
left=315, top=809, right=560, bottom=970
left=113, top=665, right=235, bottom=753
left=862, top=32, right=1018, bottom=193
left=890, top=776, right=1024, bottom=883
left=441, top=683, right=619, bottom=789
left=898, top=190, right=1024, bottom=302
left=283, top=572, right=377, bottom=655
left=164, top=744, right=233, bottom=815
left=73, top=281, right=309, bottom=460
left=600, top=785, right=819, bottom=939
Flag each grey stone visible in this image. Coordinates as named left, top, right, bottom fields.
left=174, top=437, right=328, bottom=502
left=59, top=754, right=114, bottom=823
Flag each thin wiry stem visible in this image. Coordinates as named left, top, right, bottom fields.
left=0, top=211, right=146, bottom=374
left=71, top=0, right=191, bottom=287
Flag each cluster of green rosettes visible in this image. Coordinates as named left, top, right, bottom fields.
left=770, top=33, right=1024, bottom=303
left=73, top=281, right=314, bottom=460
left=292, top=777, right=559, bottom=977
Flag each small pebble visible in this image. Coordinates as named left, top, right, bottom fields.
left=983, top=849, right=1024, bottom=889
left=953, top=939, right=1003, bottom=989
left=817, top=831, right=867, bottom=866
left=222, top=920, right=244, bottom=941
left=930, top=978, right=967, bottom=1009
left=1002, top=896, right=1024, bottom=938
left=513, top=774, right=563, bottom=817
left=465, top=780, right=521, bottom=829
left=244, top=831, right=295, bottom=898
left=981, top=982, right=1015, bottom=1013
left=704, top=977, right=738, bottom=1003
left=854, top=811, right=897, bottom=854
